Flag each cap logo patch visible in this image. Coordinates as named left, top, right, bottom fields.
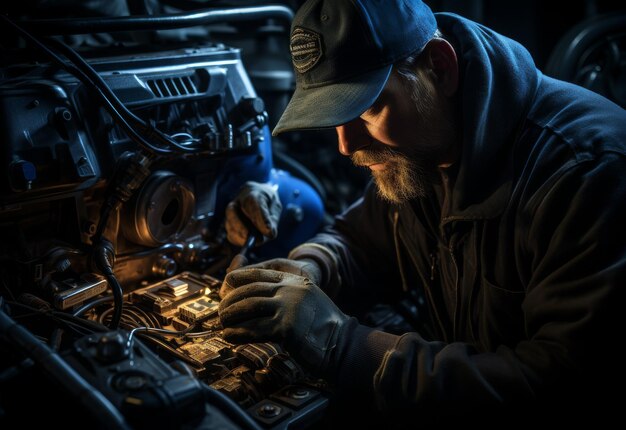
left=290, top=27, right=323, bottom=74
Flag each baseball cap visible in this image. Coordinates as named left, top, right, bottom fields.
left=272, top=0, right=437, bottom=136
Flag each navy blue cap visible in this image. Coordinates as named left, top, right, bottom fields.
left=272, top=0, right=437, bottom=136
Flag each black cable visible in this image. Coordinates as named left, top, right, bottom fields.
left=0, top=14, right=174, bottom=155
left=2, top=13, right=277, bottom=158
left=92, top=204, right=115, bottom=245
left=49, top=328, right=64, bottom=351
left=46, top=38, right=203, bottom=154
left=0, top=307, right=131, bottom=429
left=131, top=305, right=162, bottom=329
left=97, top=306, right=115, bottom=325
left=90, top=153, right=152, bottom=282
left=98, top=303, right=165, bottom=332
left=0, top=246, right=83, bottom=266
left=20, top=5, right=294, bottom=35
left=122, top=308, right=152, bottom=328
left=99, top=306, right=141, bottom=329
left=273, top=148, right=328, bottom=204
left=3, top=15, right=207, bottom=156
left=91, top=241, right=123, bottom=330
left=102, top=271, right=123, bottom=329
left=116, top=243, right=184, bottom=260
left=7, top=301, right=108, bottom=334
left=73, top=295, right=114, bottom=317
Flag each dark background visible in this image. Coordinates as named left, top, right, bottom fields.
left=5, top=0, right=622, bottom=70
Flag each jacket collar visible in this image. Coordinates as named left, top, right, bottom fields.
left=435, top=13, right=539, bottom=221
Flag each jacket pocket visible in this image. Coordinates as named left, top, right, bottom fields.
left=472, top=277, right=526, bottom=351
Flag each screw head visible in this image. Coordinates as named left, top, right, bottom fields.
left=257, top=403, right=281, bottom=418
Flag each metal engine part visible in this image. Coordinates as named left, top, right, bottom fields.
left=121, top=171, right=196, bottom=247
left=0, top=5, right=327, bottom=429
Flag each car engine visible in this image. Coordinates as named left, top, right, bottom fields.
left=0, top=4, right=332, bottom=429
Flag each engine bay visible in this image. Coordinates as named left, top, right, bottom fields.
left=0, top=6, right=331, bottom=429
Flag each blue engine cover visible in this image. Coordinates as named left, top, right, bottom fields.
left=260, top=167, right=325, bottom=258
left=215, top=126, right=325, bottom=258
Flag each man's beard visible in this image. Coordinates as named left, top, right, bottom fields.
left=351, top=74, right=456, bottom=204
left=352, top=145, right=438, bottom=203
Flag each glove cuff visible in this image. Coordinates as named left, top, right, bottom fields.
left=330, top=318, right=400, bottom=403
left=288, top=243, right=341, bottom=298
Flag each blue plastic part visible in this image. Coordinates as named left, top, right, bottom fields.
left=258, top=168, right=325, bottom=258
left=213, top=126, right=325, bottom=257
left=20, top=161, right=37, bottom=181
left=211, top=126, right=273, bottom=225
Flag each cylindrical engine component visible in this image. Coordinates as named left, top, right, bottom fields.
left=152, top=254, right=178, bottom=278
left=121, top=171, right=195, bottom=247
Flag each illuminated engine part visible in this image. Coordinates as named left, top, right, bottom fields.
left=121, top=171, right=195, bottom=246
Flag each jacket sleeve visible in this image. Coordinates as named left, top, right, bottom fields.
left=331, top=153, right=626, bottom=423
left=290, top=182, right=403, bottom=309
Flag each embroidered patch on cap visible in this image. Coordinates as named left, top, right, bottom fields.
left=290, top=27, right=323, bottom=74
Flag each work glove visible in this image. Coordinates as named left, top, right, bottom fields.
left=219, top=258, right=321, bottom=299
left=225, top=181, right=282, bottom=246
left=218, top=268, right=349, bottom=376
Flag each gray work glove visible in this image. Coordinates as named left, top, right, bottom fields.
left=218, top=268, right=349, bottom=375
left=219, top=258, right=321, bottom=299
left=225, top=181, right=282, bottom=246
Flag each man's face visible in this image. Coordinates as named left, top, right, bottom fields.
left=336, top=68, right=457, bottom=203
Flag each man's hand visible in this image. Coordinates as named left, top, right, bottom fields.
left=218, top=268, right=349, bottom=375
left=219, top=258, right=322, bottom=299
left=226, top=181, right=282, bottom=246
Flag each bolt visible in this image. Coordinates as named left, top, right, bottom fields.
left=289, top=388, right=310, bottom=399
left=286, top=204, right=304, bottom=223
left=257, top=403, right=281, bottom=418
left=84, top=221, right=97, bottom=236
left=124, top=375, right=146, bottom=390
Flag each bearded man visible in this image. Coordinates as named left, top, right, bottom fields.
left=219, top=0, right=626, bottom=425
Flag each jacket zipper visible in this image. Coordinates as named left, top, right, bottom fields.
left=448, top=234, right=460, bottom=340
left=393, top=210, right=409, bottom=291
left=394, top=209, right=449, bottom=339
left=427, top=251, right=449, bottom=340
left=430, top=253, right=437, bottom=281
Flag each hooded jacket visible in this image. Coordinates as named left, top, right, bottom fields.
left=290, top=13, right=626, bottom=425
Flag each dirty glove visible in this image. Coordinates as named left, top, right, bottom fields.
left=225, top=181, right=282, bottom=246
left=218, top=268, right=349, bottom=375
left=219, top=258, right=321, bottom=299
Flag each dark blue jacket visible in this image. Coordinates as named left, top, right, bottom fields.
left=294, top=13, right=626, bottom=425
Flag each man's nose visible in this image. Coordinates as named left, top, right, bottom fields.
left=336, top=120, right=370, bottom=156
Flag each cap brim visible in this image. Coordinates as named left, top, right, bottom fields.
left=272, top=65, right=393, bottom=136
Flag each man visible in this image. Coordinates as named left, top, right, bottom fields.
left=220, top=0, right=626, bottom=425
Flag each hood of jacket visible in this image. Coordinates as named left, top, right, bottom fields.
left=435, top=13, right=539, bottom=220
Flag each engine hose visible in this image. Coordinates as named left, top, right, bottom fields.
left=20, top=5, right=294, bottom=35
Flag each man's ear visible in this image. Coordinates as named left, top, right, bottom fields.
left=422, top=38, right=459, bottom=97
